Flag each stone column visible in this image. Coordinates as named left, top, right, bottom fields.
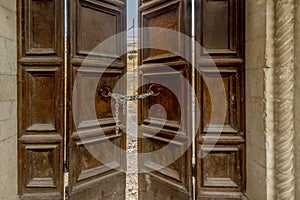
left=274, top=0, right=295, bottom=199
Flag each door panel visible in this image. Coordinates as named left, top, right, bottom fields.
left=199, top=145, right=243, bottom=188
left=21, top=0, right=62, bottom=56
left=17, top=0, right=65, bottom=199
left=138, top=0, right=192, bottom=199
left=197, top=0, right=242, bottom=57
left=195, top=0, right=245, bottom=199
left=68, top=0, right=127, bottom=199
left=139, top=0, right=190, bottom=63
left=201, top=68, right=242, bottom=134
left=73, top=0, right=124, bottom=58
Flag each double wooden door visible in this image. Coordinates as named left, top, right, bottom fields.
left=17, top=0, right=245, bottom=199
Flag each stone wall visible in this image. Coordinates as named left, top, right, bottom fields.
left=246, top=0, right=300, bottom=199
left=0, top=0, right=18, bottom=199
left=245, top=0, right=269, bottom=199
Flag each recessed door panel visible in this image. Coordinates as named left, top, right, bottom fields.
left=197, top=0, right=243, bottom=57
left=75, top=0, right=122, bottom=57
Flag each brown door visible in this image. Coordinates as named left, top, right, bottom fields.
left=68, top=0, right=127, bottom=199
left=138, top=0, right=193, bottom=199
left=195, top=0, right=245, bottom=199
left=18, top=0, right=127, bottom=199
left=17, top=0, right=65, bottom=199
left=18, top=0, right=245, bottom=199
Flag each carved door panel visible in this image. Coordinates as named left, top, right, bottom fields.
left=17, top=0, right=65, bottom=199
left=68, top=0, right=127, bottom=199
left=195, top=0, right=245, bottom=199
left=138, top=0, right=193, bottom=199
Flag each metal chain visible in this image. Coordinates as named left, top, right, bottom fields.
left=123, top=101, right=126, bottom=115
left=110, top=91, right=154, bottom=102
left=114, top=98, right=120, bottom=134
left=124, top=91, right=154, bottom=101
left=109, top=90, right=155, bottom=134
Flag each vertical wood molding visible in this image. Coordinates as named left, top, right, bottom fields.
left=274, top=0, right=295, bottom=199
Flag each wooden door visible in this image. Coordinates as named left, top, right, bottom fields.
left=17, top=0, right=65, bottom=199
left=18, top=0, right=127, bottom=199
left=68, top=0, right=127, bottom=199
left=138, top=0, right=193, bottom=199
left=18, top=0, right=245, bottom=199
left=195, top=0, right=245, bottom=199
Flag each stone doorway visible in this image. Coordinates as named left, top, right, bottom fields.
left=1, top=0, right=300, bottom=200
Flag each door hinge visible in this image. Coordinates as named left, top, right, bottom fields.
left=63, top=166, right=69, bottom=200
